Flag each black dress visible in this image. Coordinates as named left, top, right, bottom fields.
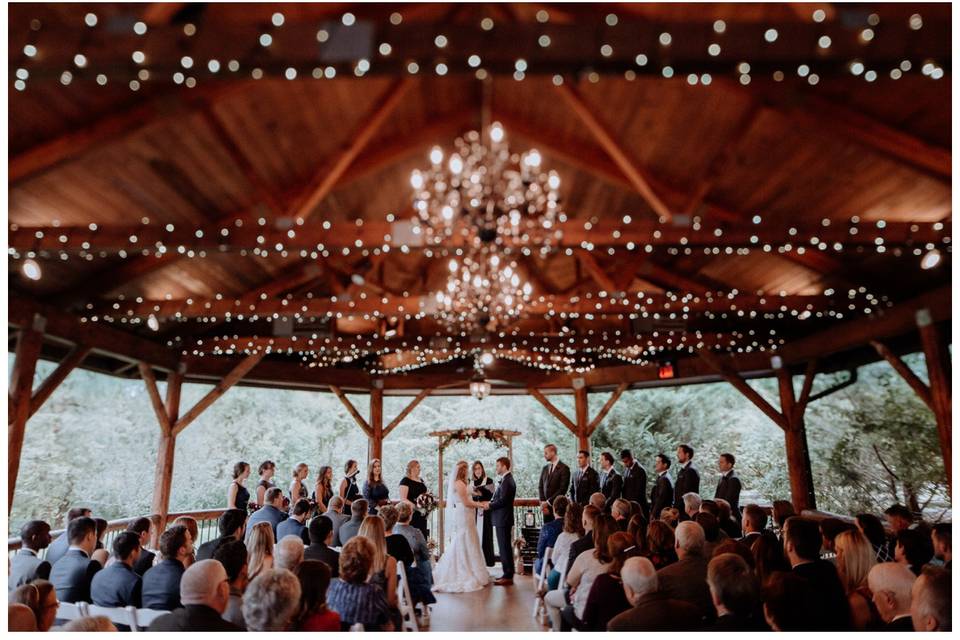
left=232, top=482, right=250, bottom=512
left=473, top=475, right=495, bottom=566
left=399, top=477, right=429, bottom=539
left=363, top=480, right=389, bottom=516
left=256, top=479, right=275, bottom=505
left=342, top=474, right=361, bottom=516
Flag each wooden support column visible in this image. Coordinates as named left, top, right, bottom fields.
left=150, top=370, right=182, bottom=546
left=917, top=310, right=952, bottom=491
left=369, top=386, right=384, bottom=463
left=776, top=367, right=817, bottom=512
left=574, top=384, right=590, bottom=452
left=8, top=315, right=46, bottom=513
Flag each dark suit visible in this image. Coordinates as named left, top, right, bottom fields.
left=621, top=462, right=649, bottom=516
left=539, top=461, right=571, bottom=505
left=673, top=463, right=701, bottom=515
left=245, top=504, right=288, bottom=538
left=709, top=612, right=768, bottom=631
left=276, top=517, right=311, bottom=545
left=9, top=549, right=51, bottom=590
left=49, top=548, right=102, bottom=603
left=148, top=604, right=241, bottom=631
left=132, top=549, right=156, bottom=575
left=91, top=562, right=142, bottom=608
left=569, top=465, right=600, bottom=506
left=196, top=536, right=233, bottom=562
left=304, top=543, right=340, bottom=577
left=650, top=472, right=673, bottom=521
left=607, top=592, right=703, bottom=631
left=884, top=616, right=914, bottom=631
left=599, top=469, right=623, bottom=511
left=489, top=472, right=517, bottom=578
left=565, top=533, right=595, bottom=578
left=714, top=471, right=742, bottom=519
left=142, top=558, right=185, bottom=610
left=792, top=560, right=851, bottom=630
left=656, top=555, right=713, bottom=620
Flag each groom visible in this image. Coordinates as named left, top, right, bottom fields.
left=486, top=456, right=517, bottom=586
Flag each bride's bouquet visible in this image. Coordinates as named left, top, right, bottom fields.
left=416, top=492, right=438, bottom=517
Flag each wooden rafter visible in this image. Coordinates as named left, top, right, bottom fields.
left=792, top=359, right=819, bottom=422
left=329, top=384, right=372, bottom=436
left=138, top=362, right=173, bottom=433
left=916, top=310, right=952, bottom=490
left=383, top=387, right=433, bottom=437
left=528, top=387, right=577, bottom=432
left=870, top=341, right=934, bottom=411
left=697, top=349, right=789, bottom=430
left=23, top=345, right=91, bottom=420
left=170, top=353, right=264, bottom=436
left=576, top=250, right=618, bottom=292
left=8, top=316, right=45, bottom=512
left=587, top=382, right=628, bottom=433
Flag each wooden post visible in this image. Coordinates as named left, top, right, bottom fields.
left=776, top=368, right=817, bottom=512
left=917, top=310, right=952, bottom=491
left=8, top=315, right=45, bottom=513
left=151, top=371, right=182, bottom=546
left=574, top=385, right=590, bottom=452
left=369, top=386, right=384, bottom=463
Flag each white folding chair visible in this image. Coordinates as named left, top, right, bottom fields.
left=349, top=622, right=365, bottom=631
left=396, top=562, right=419, bottom=632
left=55, top=601, right=88, bottom=622
left=133, top=608, right=170, bottom=630
left=531, top=546, right=553, bottom=620
left=86, top=604, right=138, bottom=630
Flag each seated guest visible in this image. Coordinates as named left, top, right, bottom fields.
left=322, top=496, right=348, bottom=547
left=380, top=505, right=414, bottom=567
left=588, top=492, right=606, bottom=512
left=752, top=529, right=789, bottom=585
left=212, top=540, right=248, bottom=629
left=46, top=507, right=92, bottom=567
left=90, top=531, right=142, bottom=608
left=883, top=504, right=914, bottom=559
left=49, top=516, right=102, bottom=604
left=607, top=557, right=701, bottom=631
left=148, top=560, right=239, bottom=631
left=712, top=539, right=754, bottom=567
left=61, top=615, right=117, bottom=631
left=9, top=520, right=52, bottom=590
left=327, top=537, right=394, bottom=631
left=783, top=516, right=851, bottom=629
left=694, top=511, right=721, bottom=557
left=660, top=507, right=680, bottom=529
left=625, top=513, right=648, bottom=557
left=682, top=492, right=702, bottom=521
left=713, top=498, right=741, bottom=540
left=549, top=514, right=616, bottom=631
left=296, top=560, right=341, bottom=631
left=338, top=498, right=368, bottom=545
left=245, top=487, right=289, bottom=538
left=771, top=500, right=795, bottom=536
left=578, top=531, right=634, bottom=630
left=196, top=509, right=246, bottom=561
left=10, top=579, right=58, bottom=631
left=564, top=505, right=600, bottom=579
left=656, top=520, right=713, bottom=621
left=393, top=501, right=436, bottom=612
left=931, top=523, right=951, bottom=570
left=699, top=499, right=720, bottom=518
left=93, top=518, right=108, bottom=552
left=276, top=535, right=305, bottom=572
left=8, top=602, right=37, bottom=632
left=305, top=515, right=340, bottom=576
left=740, top=504, right=766, bottom=547
left=762, top=571, right=819, bottom=631
left=820, top=518, right=857, bottom=557
left=546, top=503, right=583, bottom=591
left=706, top=553, right=765, bottom=630
left=646, top=519, right=678, bottom=570
left=245, top=521, right=275, bottom=581
left=358, top=515, right=399, bottom=622
left=867, top=562, right=916, bottom=631
left=277, top=498, right=312, bottom=545
left=171, top=516, right=199, bottom=569
left=856, top=512, right=893, bottom=562
left=834, top=529, right=880, bottom=630
left=611, top=499, right=631, bottom=531
left=242, top=568, right=302, bottom=631
left=142, top=524, right=192, bottom=610
left=127, top=517, right=157, bottom=575
left=896, top=528, right=935, bottom=575
left=911, top=566, right=951, bottom=631
left=536, top=496, right=569, bottom=575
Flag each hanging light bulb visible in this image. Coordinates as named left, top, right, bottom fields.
left=523, top=149, right=542, bottom=168
left=448, top=258, right=458, bottom=272
left=480, top=352, right=494, bottom=365
left=921, top=248, right=942, bottom=269
left=410, top=170, right=424, bottom=190
left=448, top=153, right=464, bottom=174
left=489, top=122, right=504, bottom=143
left=429, top=146, right=444, bottom=165
left=21, top=258, right=42, bottom=281
left=147, top=314, right=160, bottom=331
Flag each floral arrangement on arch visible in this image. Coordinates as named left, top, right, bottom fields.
left=438, top=428, right=513, bottom=451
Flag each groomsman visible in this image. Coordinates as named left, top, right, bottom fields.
left=539, top=444, right=571, bottom=523
left=569, top=450, right=601, bottom=506
left=619, top=449, right=650, bottom=518
left=714, top=453, right=742, bottom=520
left=650, top=454, right=673, bottom=522
left=672, top=444, right=700, bottom=521
left=599, top=452, right=623, bottom=512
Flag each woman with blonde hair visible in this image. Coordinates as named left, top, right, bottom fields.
left=289, top=463, right=309, bottom=506
left=398, top=459, right=429, bottom=539
left=357, top=515, right=398, bottom=609
left=245, top=521, right=275, bottom=581
left=313, top=465, right=334, bottom=512
left=835, top=529, right=881, bottom=630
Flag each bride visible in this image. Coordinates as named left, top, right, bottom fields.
left=433, top=460, right=492, bottom=593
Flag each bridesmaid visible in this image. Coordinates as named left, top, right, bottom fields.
left=313, top=465, right=334, bottom=512
left=255, top=460, right=276, bottom=506
left=398, top=460, right=429, bottom=539
left=290, top=463, right=309, bottom=506
left=227, top=461, right=251, bottom=512
left=363, top=459, right=390, bottom=516
left=339, top=459, right=361, bottom=516
left=472, top=460, right=496, bottom=566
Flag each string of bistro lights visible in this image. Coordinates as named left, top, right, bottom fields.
left=11, top=8, right=946, bottom=93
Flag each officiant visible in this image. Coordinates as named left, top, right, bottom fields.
left=472, top=461, right=496, bottom=567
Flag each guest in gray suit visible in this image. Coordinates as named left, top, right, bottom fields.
left=49, top=516, right=102, bottom=604
left=91, top=531, right=142, bottom=608
left=337, top=498, right=368, bottom=546
left=9, top=520, right=52, bottom=591
left=322, top=496, right=349, bottom=547
left=245, top=488, right=288, bottom=538
left=45, top=507, right=92, bottom=567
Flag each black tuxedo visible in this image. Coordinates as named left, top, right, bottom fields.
left=650, top=472, right=673, bottom=521
left=569, top=465, right=600, bottom=506
left=714, top=471, right=742, bottom=518
left=489, top=472, right=517, bottom=578
left=673, top=463, right=701, bottom=516
left=539, top=461, right=571, bottom=505
left=792, top=560, right=851, bottom=630
left=599, top=469, right=623, bottom=511
left=621, top=461, right=650, bottom=515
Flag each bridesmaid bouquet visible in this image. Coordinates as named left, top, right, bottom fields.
left=416, top=492, right=438, bottom=516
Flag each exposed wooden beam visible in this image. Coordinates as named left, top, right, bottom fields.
left=587, top=382, right=628, bottom=434
left=369, top=386, right=384, bottom=462
left=698, top=348, right=789, bottom=430
left=138, top=362, right=172, bottom=434
left=555, top=81, right=674, bottom=221
left=792, top=358, right=819, bottom=422
left=576, top=250, right=618, bottom=292
left=8, top=316, right=45, bottom=513
left=171, top=353, right=264, bottom=436
left=383, top=387, right=432, bottom=437
left=574, top=385, right=590, bottom=451
left=916, top=310, right=952, bottom=490
left=870, top=340, right=934, bottom=411
left=329, top=384, right=372, bottom=436
left=22, top=344, right=90, bottom=420
left=151, top=370, right=181, bottom=546
left=528, top=387, right=577, bottom=432
left=776, top=366, right=817, bottom=511
left=142, top=3, right=186, bottom=26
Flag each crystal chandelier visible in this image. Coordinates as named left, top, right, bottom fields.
left=434, top=246, right=533, bottom=331
left=410, top=121, right=563, bottom=249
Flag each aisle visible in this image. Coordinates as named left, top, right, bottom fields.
left=427, top=570, right=550, bottom=632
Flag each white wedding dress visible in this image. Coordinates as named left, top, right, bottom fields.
left=432, top=478, right=491, bottom=593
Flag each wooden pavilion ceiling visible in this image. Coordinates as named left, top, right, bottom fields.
left=7, top=2, right=952, bottom=392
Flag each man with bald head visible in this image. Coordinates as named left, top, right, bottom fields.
left=148, top=560, right=240, bottom=631
left=275, top=535, right=304, bottom=572
left=607, top=557, right=701, bottom=630
left=867, top=562, right=916, bottom=631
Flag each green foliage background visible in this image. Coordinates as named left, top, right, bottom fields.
left=9, top=353, right=949, bottom=534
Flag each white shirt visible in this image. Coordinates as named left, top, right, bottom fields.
left=680, top=460, right=691, bottom=469
left=18, top=548, right=37, bottom=557
left=658, top=470, right=668, bottom=478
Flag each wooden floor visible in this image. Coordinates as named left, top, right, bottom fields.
left=426, top=568, right=550, bottom=632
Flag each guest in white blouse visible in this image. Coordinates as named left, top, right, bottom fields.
left=545, top=504, right=584, bottom=592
